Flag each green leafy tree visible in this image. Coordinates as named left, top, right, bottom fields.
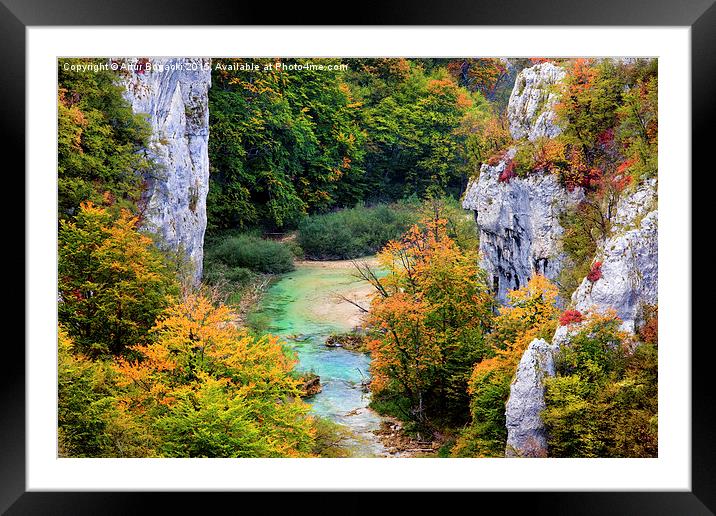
left=58, top=326, right=155, bottom=457
left=58, top=58, right=154, bottom=218
left=58, top=202, right=179, bottom=356
left=543, top=312, right=658, bottom=457
left=207, top=58, right=365, bottom=230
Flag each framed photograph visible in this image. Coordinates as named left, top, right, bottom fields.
left=6, top=0, right=712, bottom=512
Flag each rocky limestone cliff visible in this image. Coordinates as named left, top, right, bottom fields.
left=463, top=62, right=578, bottom=304
left=507, top=63, right=566, bottom=142
left=480, top=63, right=659, bottom=458
left=503, top=181, right=658, bottom=457
left=504, top=338, right=557, bottom=458
left=117, top=58, right=211, bottom=284
left=570, top=179, right=658, bottom=332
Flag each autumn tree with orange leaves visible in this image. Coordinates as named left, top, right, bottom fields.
left=113, top=293, right=316, bottom=457
left=362, top=216, right=494, bottom=426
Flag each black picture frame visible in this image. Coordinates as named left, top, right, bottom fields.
left=5, top=0, right=711, bottom=513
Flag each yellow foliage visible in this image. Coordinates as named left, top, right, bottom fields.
left=470, top=274, right=560, bottom=385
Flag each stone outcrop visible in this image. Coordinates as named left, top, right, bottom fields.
left=463, top=153, right=583, bottom=303
left=463, top=62, right=578, bottom=304
left=570, top=179, right=658, bottom=332
left=504, top=338, right=558, bottom=457
left=117, top=58, right=212, bottom=284
left=507, top=63, right=566, bottom=142
left=471, top=62, right=659, bottom=458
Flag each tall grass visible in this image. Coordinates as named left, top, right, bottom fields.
left=206, top=233, right=295, bottom=274
left=297, top=203, right=418, bottom=260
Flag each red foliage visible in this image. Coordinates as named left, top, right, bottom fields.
left=487, top=150, right=507, bottom=166
left=498, top=160, right=517, bottom=183
left=616, top=158, right=637, bottom=175
left=581, top=167, right=603, bottom=190
left=612, top=173, right=633, bottom=192
left=597, top=127, right=615, bottom=147
left=638, top=305, right=658, bottom=345
left=559, top=309, right=584, bottom=326
left=529, top=58, right=551, bottom=65
left=136, top=58, right=150, bottom=75
left=587, top=261, right=603, bottom=282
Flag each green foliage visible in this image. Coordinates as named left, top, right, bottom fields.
left=543, top=314, right=658, bottom=457
left=297, top=202, right=418, bottom=260
left=58, top=202, right=179, bottom=357
left=451, top=369, right=511, bottom=457
left=557, top=203, right=602, bottom=298
left=58, top=327, right=155, bottom=457
left=154, top=376, right=312, bottom=458
left=557, top=59, right=623, bottom=153
left=617, top=75, right=658, bottom=182
left=207, top=58, right=366, bottom=230
left=310, top=418, right=356, bottom=458
left=552, top=58, right=657, bottom=191
left=202, top=261, right=253, bottom=286
left=207, top=233, right=295, bottom=274
left=355, top=62, right=490, bottom=200
left=58, top=58, right=154, bottom=218
left=368, top=391, right=415, bottom=423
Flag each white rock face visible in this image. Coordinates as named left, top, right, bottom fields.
left=117, top=58, right=212, bottom=284
left=571, top=180, right=658, bottom=332
left=463, top=63, right=576, bottom=304
left=505, top=338, right=558, bottom=457
left=507, top=63, right=566, bottom=142
left=463, top=155, right=582, bottom=304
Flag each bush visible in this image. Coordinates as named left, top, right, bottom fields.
left=297, top=203, right=418, bottom=260
left=543, top=313, right=657, bottom=457
left=559, top=309, right=584, bottom=326
left=202, top=261, right=253, bottom=286
left=207, top=234, right=295, bottom=274
left=587, top=261, right=603, bottom=282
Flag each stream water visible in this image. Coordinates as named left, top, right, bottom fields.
left=250, top=259, right=389, bottom=457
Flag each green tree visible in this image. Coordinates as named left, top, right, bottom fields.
left=358, top=65, right=488, bottom=200
left=58, top=202, right=179, bottom=356
left=207, top=58, right=365, bottom=230
left=543, top=312, right=658, bottom=457
left=58, top=58, right=154, bottom=218
left=58, top=326, right=155, bottom=457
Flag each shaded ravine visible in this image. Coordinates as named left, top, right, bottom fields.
left=249, top=258, right=389, bottom=457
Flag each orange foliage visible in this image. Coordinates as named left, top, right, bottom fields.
left=365, top=217, right=494, bottom=420
left=469, top=274, right=560, bottom=383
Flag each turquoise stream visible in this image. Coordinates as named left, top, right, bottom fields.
left=250, top=260, right=388, bottom=457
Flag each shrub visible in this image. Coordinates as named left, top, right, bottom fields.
left=202, top=261, right=253, bottom=286
left=559, top=309, right=584, bottom=326
left=543, top=313, right=657, bottom=457
left=208, top=234, right=295, bottom=274
left=587, top=261, right=603, bottom=282
left=498, top=159, right=517, bottom=183
left=297, top=203, right=417, bottom=260
left=58, top=202, right=179, bottom=357
left=638, top=304, right=658, bottom=345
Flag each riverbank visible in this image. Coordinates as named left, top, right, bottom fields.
left=247, top=256, right=390, bottom=457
